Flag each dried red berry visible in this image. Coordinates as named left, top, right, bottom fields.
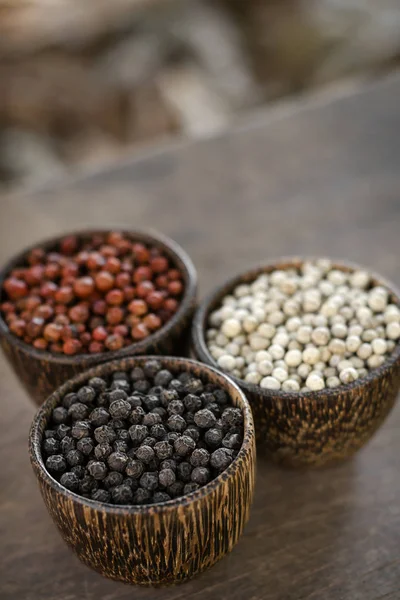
left=95, top=271, right=114, bottom=292
left=4, top=277, right=28, bottom=299
left=131, top=324, right=149, bottom=340
left=74, top=277, right=95, bottom=299
left=63, top=339, right=82, bottom=355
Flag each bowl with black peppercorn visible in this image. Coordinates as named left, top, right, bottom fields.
left=192, top=257, right=400, bottom=467
left=29, top=356, right=256, bottom=585
left=0, top=229, right=197, bottom=404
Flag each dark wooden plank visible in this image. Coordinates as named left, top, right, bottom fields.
left=1, top=73, right=400, bottom=600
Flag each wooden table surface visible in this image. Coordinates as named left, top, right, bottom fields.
left=1, top=73, right=400, bottom=600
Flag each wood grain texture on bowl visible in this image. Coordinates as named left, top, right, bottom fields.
left=192, top=257, right=400, bottom=467
left=29, top=356, right=256, bottom=586
left=0, top=229, right=197, bottom=405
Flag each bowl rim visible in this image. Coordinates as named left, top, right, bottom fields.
left=29, top=355, right=255, bottom=515
left=0, top=227, right=197, bottom=364
left=192, top=256, right=400, bottom=404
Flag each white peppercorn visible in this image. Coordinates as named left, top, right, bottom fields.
left=260, top=376, right=280, bottom=390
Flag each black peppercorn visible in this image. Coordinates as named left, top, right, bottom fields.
left=183, top=378, right=203, bottom=395
left=60, top=472, right=79, bottom=492
left=56, top=424, right=71, bottom=439
left=154, top=440, right=173, bottom=460
left=222, top=433, right=242, bottom=450
left=159, top=468, right=176, bottom=488
left=77, top=386, right=96, bottom=404
left=160, top=459, right=177, bottom=471
left=191, top=467, right=210, bottom=485
left=94, top=442, right=112, bottom=460
left=103, top=471, right=124, bottom=489
left=71, top=421, right=92, bottom=440
left=143, top=359, right=162, bottom=378
left=177, top=461, right=192, bottom=482
left=87, top=460, right=108, bottom=480
left=89, top=407, right=110, bottom=427
left=129, top=407, right=145, bottom=425
left=151, top=424, right=167, bottom=440
left=183, top=483, right=200, bottom=494
left=133, top=488, right=151, bottom=504
left=140, top=471, right=158, bottom=491
left=184, top=427, right=200, bottom=442
left=204, top=428, right=223, bottom=448
left=66, top=449, right=84, bottom=467
left=166, top=415, right=186, bottom=432
left=88, top=377, right=107, bottom=393
left=153, top=491, right=171, bottom=503
left=221, top=407, right=243, bottom=428
left=190, top=448, right=210, bottom=467
left=174, top=435, right=196, bottom=457
left=210, top=448, right=234, bottom=471
left=154, top=369, right=173, bottom=387
left=194, top=409, right=217, bottom=429
left=109, top=399, right=131, bottom=419
left=130, top=367, right=145, bottom=381
left=52, top=406, right=68, bottom=424
left=160, top=389, right=179, bottom=407
left=127, top=396, right=142, bottom=409
left=113, top=440, right=129, bottom=453
left=71, top=465, right=86, bottom=479
left=183, top=394, right=202, bottom=412
left=107, top=451, right=128, bottom=472
left=68, top=402, right=89, bottom=421
left=79, top=475, right=98, bottom=495
left=60, top=436, right=75, bottom=454
left=167, top=481, right=184, bottom=498
left=43, top=437, right=60, bottom=455
left=46, top=454, right=67, bottom=473
left=92, top=489, right=111, bottom=503
left=94, top=425, right=117, bottom=444
left=136, top=445, right=155, bottom=464
left=62, top=392, right=78, bottom=409
left=111, top=484, right=133, bottom=504
left=44, top=430, right=57, bottom=439
left=128, top=424, right=148, bottom=445
left=125, top=459, right=144, bottom=479
left=142, top=395, right=160, bottom=412
left=133, top=380, right=150, bottom=394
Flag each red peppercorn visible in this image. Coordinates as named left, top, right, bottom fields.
left=107, top=232, right=124, bottom=245
left=143, top=313, right=162, bottom=331
left=54, top=285, right=74, bottom=304
left=115, top=272, right=131, bottom=289
left=121, top=260, right=133, bottom=273
left=43, top=323, right=63, bottom=342
left=128, top=299, right=148, bottom=316
left=40, top=281, right=58, bottom=299
left=4, top=277, right=28, bottom=300
left=25, top=265, right=44, bottom=286
left=146, top=291, right=164, bottom=311
left=60, top=235, right=78, bottom=255
left=106, top=307, right=124, bottom=325
left=27, top=248, right=45, bottom=265
left=168, top=280, right=183, bottom=296
left=123, top=286, right=135, bottom=301
left=76, top=251, right=89, bottom=266
left=94, top=271, right=114, bottom=292
left=44, top=263, right=60, bottom=280
left=26, top=317, right=45, bottom=338
left=106, top=289, right=124, bottom=306
left=91, top=234, right=104, bottom=249
left=105, top=257, right=121, bottom=274
left=168, top=269, right=182, bottom=281
left=63, top=339, right=82, bottom=355
left=54, top=314, right=70, bottom=326
left=54, top=304, right=67, bottom=315
left=80, top=332, right=92, bottom=346
left=132, top=266, right=152, bottom=284
left=131, top=323, right=149, bottom=340
left=132, top=243, right=150, bottom=264
left=74, top=277, right=95, bottom=299
left=92, top=299, right=107, bottom=315
left=1, top=301, right=14, bottom=313
left=113, top=324, right=128, bottom=337
left=50, top=342, right=63, bottom=353
left=155, top=275, right=168, bottom=289
left=99, top=244, right=118, bottom=258
left=105, top=334, right=124, bottom=351
left=89, top=341, right=104, bottom=353
left=61, top=262, right=79, bottom=279
left=89, top=316, right=104, bottom=330
left=150, top=256, right=168, bottom=273
left=87, top=252, right=106, bottom=270
left=33, top=338, right=48, bottom=351
left=9, top=319, right=26, bottom=337
left=116, top=239, right=132, bottom=255
left=69, top=304, right=89, bottom=323
left=125, top=314, right=140, bottom=328
left=24, top=296, right=41, bottom=312
left=136, top=281, right=154, bottom=298
left=164, top=298, right=178, bottom=313
left=93, top=326, right=108, bottom=342
left=34, top=305, right=54, bottom=321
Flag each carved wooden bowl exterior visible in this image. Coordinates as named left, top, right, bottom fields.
left=0, top=229, right=197, bottom=405
left=192, top=257, right=400, bottom=467
left=29, top=356, right=256, bottom=586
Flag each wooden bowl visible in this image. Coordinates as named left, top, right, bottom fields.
left=192, top=257, right=400, bottom=467
left=29, top=355, right=256, bottom=586
left=0, top=229, right=197, bottom=404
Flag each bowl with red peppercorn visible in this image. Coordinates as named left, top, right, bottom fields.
left=29, top=356, right=256, bottom=586
left=0, top=229, right=197, bottom=404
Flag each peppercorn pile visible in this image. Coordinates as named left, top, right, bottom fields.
left=206, top=260, right=400, bottom=392
left=1, top=232, right=184, bottom=355
left=41, top=360, right=243, bottom=505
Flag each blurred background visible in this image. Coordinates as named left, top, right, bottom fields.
left=1, top=0, right=400, bottom=191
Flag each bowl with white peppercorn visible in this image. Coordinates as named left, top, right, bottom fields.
left=29, top=356, right=256, bottom=585
left=192, top=257, right=400, bottom=467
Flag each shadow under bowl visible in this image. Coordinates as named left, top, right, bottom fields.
left=192, top=256, right=400, bottom=467
left=29, top=355, right=256, bottom=586
left=0, top=228, right=197, bottom=404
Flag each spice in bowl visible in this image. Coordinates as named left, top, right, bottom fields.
left=41, top=359, right=244, bottom=504
left=1, top=232, right=184, bottom=355
left=206, top=260, right=400, bottom=391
